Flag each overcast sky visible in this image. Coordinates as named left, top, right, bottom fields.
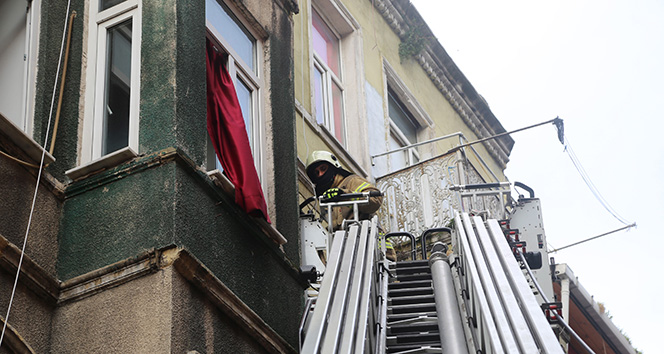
left=411, top=1, right=664, bottom=352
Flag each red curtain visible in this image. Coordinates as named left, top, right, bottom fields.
left=206, top=39, right=270, bottom=223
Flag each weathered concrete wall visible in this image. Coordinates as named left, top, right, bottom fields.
left=0, top=271, right=54, bottom=353
left=0, top=161, right=61, bottom=276
left=170, top=270, right=270, bottom=353
left=32, top=0, right=303, bottom=350
left=57, top=156, right=303, bottom=346
left=50, top=268, right=173, bottom=353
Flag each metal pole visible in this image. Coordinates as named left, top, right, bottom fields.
left=448, top=118, right=561, bottom=155
left=550, top=223, right=636, bottom=253
left=429, top=245, right=469, bottom=354
left=370, top=132, right=464, bottom=162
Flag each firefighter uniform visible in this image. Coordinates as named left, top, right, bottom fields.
left=327, top=174, right=383, bottom=231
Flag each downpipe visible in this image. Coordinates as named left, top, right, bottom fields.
left=428, top=243, right=469, bottom=354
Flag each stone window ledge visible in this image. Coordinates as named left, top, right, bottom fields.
left=65, top=147, right=138, bottom=181
left=0, top=113, right=55, bottom=166
left=206, top=169, right=287, bottom=245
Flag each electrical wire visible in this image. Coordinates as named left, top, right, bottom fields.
left=0, top=0, right=72, bottom=347
left=563, top=136, right=633, bottom=226
left=301, top=0, right=309, bottom=158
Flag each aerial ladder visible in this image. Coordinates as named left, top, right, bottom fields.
left=298, top=182, right=592, bottom=354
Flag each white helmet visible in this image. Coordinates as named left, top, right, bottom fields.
left=305, top=150, right=341, bottom=171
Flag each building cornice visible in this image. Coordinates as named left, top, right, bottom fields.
left=371, top=0, right=513, bottom=168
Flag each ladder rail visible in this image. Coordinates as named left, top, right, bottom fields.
left=322, top=224, right=362, bottom=354
left=338, top=221, right=372, bottom=353
left=301, top=228, right=348, bottom=352
left=472, top=216, right=540, bottom=353
left=454, top=212, right=505, bottom=354
left=351, top=220, right=377, bottom=353
left=301, top=218, right=382, bottom=354
left=485, top=219, right=564, bottom=353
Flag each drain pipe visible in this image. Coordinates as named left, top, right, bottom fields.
left=429, top=243, right=468, bottom=354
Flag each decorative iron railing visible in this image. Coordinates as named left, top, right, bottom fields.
left=376, top=151, right=504, bottom=241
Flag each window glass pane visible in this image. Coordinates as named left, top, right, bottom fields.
left=0, top=0, right=28, bottom=130
left=100, top=0, right=127, bottom=11
left=332, top=81, right=344, bottom=144
left=206, top=0, right=254, bottom=72
left=388, top=132, right=407, bottom=171
left=388, top=91, right=418, bottom=143
left=311, top=10, right=339, bottom=76
left=313, top=66, right=325, bottom=125
left=102, top=19, right=132, bottom=156
left=235, top=77, right=253, bottom=152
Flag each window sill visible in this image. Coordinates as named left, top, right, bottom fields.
left=0, top=113, right=55, bottom=166
left=206, top=169, right=288, bottom=245
left=206, top=169, right=235, bottom=196
left=65, top=147, right=138, bottom=181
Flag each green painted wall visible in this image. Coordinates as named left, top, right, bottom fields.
left=33, top=0, right=85, bottom=181
left=50, top=0, right=302, bottom=347
left=58, top=165, right=177, bottom=279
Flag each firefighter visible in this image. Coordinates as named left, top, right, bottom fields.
left=305, top=150, right=396, bottom=261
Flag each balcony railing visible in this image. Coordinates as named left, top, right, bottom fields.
left=376, top=151, right=506, bottom=238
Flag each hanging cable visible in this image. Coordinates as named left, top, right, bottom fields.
left=301, top=0, right=310, bottom=159
left=0, top=0, right=72, bottom=347
left=562, top=136, right=633, bottom=226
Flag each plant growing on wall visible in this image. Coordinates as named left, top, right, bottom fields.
left=399, top=24, right=431, bottom=62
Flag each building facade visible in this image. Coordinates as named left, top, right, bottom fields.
left=293, top=0, right=513, bottom=230
left=1, top=0, right=303, bottom=352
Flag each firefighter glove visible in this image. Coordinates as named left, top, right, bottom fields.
left=323, top=188, right=341, bottom=200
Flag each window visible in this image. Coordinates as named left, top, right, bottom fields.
left=205, top=0, right=262, bottom=176
left=82, top=0, right=141, bottom=164
left=388, top=89, right=420, bottom=171
left=311, top=8, right=345, bottom=146
left=0, top=0, right=40, bottom=134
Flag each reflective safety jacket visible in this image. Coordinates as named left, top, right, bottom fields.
left=328, top=174, right=383, bottom=231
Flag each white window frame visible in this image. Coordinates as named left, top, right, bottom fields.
left=205, top=0, right=265, bottom=184
left=388, top=96, right=420, bottom=168
left=81, top=0, right=141, bottom=165
left=310, top=6, right=346, bottom=146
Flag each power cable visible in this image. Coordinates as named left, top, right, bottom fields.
left=0, top=0, right=72, bottom=347
left=562, top=136, right=633, bottom=226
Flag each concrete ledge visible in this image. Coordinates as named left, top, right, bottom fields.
left=59, top=247, right=164, bottom=304
left=0, top=234, right=59, bottom=305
